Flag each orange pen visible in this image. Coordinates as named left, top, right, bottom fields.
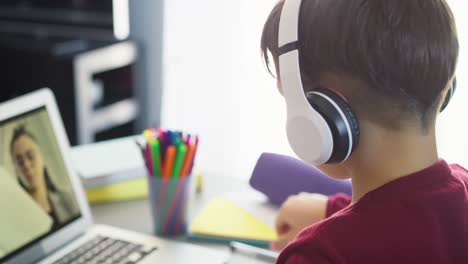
left=180, top=143, right=196, bottom=178
left=163, top=146, right=176, bottom=178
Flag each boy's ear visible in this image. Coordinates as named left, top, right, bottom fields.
left=274, top=58, right=284, bottom=96
left=277, top=79, right=284, bottom=96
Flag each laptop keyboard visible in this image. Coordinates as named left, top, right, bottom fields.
left=52, top=235, right=157, bottom=264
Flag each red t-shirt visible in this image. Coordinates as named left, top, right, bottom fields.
left=277, top=160, right=468, bottom=264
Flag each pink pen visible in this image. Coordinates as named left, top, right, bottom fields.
left=184, top=134, right=191, bottom=145
left=188, top=136, right=199, bottom=174
left=144, top=144, right=154, bottom=176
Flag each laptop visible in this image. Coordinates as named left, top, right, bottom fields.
left=0, top=88, right=229, bottom=264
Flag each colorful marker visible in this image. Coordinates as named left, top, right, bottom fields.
left=180, top=143, right=196, bottom=177
left=172, top=143, right=187, bottom=178
left=163, top=146, right=176, bottom=178
left=150, top=139, right=162, bottom=177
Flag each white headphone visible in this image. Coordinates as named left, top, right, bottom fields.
left=278, top=0, right=360, bottom=165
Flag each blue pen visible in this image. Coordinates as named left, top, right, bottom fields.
left=171, top=131, right=178, bottom=145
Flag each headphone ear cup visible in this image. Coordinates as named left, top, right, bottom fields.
left=306, top=88, right=360, bottom=163
left=440, top=78, right=456, bottom=112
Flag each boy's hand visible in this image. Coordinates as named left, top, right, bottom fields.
left=270, top=193, right=327, bottom=251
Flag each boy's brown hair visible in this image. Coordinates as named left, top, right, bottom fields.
left=261, top=0, right=458, bottom=130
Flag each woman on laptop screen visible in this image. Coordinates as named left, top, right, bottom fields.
left=10, top=125, right=77, bottom=230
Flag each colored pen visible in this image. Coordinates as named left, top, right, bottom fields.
left=184, top=134, right=191, bottom=145
left=180, top=143, right=196, bottom=177
left=229, top=242, right=279, bottom=263
left=150, top=139, right=162, bottom=177
left=144, top=145, right=154, bottom=176
left=157, top=128, right=164, bottom=140
left=143, top=129, right=154, bottom=142
left=163, top=146, right=176, bottom=178
left=135, top=138, right=152, bottom=176
left=172, top=143, right=187, bottom=178
left=195, top=170, right=203, bottom=194
left=164, top=131, right=171, bottom=144
left=171, top=131, right=178, bottom=145
left=188, top=135, right=199, bottom=174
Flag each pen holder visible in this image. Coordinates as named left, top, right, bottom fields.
left=147, top=175, right=191, bottom=236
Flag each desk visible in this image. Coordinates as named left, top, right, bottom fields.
left=90, top=170, right=278, bottom=263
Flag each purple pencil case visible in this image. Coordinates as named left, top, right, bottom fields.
left=249, top=152, right=352, bottom=206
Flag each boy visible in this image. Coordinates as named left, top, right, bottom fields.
left=261, top=0, right=468, bottom=263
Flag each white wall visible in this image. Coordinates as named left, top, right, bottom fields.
left=161, top=0, right=292, bottom=179
left=160, top=1, right=468, bottom=180
left=437, top=0, right=468, bottom=165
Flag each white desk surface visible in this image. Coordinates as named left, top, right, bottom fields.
left=90, top=168, right=278, bottom=264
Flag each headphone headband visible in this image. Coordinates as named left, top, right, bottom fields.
left=278, top=0, right=302, bottom=48
left=278, top=0, right=306, bottom=115
left=278, top=0, right=309, bottom=116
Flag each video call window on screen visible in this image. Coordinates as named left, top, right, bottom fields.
left=0, top=107, right=81, bottom=260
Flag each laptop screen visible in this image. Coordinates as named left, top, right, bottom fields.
left=0, top=106, right=81, bottom=261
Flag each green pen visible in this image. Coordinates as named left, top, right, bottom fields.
left=172, top=143, right=187, bottom=178
left=150, top=139, right=162, bottom=177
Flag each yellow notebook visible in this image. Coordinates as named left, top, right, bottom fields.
left=188, top=197, right=277, bottom=247
left=85, top=177, right=148, bottom=204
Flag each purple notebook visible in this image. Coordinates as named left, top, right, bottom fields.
left=249, top=153, right=352, bottom=206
